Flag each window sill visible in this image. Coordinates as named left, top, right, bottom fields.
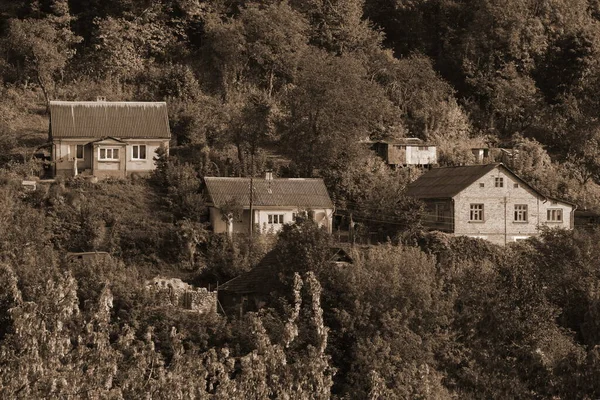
left=468, top=220, right=485, bottom=223
left=512, top=221, right=529, bottom=224
left=544, top=221, right=563, bottom=224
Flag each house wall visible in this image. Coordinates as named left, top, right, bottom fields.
left=53, top=140, right=90, bottom=177
left=125, top=139, right=168, bottom=176
left=453, top=168, right=573, bottom=245
left=92, top=143, right=126, bottom=178
left=210, top=207, right=333, bottom=234
left=52, top=138, right=168, bottom=178
left=422, top=199, right=454, bottom=232
left=387, top=144, right=407, bottom=165
left=406, top=146, right=437, bottom=165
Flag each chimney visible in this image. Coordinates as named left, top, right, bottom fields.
left=265, top=170, right=273, bottom=180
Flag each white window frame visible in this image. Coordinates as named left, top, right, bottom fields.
left=132, top=144, right=147, bottom=160
left=495, top=177, right=504, bottom=187
left=99, top=147, right=120, bottom=161
left=514, top=204, right=528, bottom=222
left=547, top=209, right=563, bottom=222
left=470, top=204, right=484, bottom=222
left=76, top=144, right=85, bottom=160
left=268, top=214, right=284, bottom=224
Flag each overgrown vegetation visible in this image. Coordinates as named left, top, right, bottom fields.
left=3, top=0, right=600, bottom=397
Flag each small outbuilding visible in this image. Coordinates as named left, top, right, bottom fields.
left=370, top=138, right=437, bottom=168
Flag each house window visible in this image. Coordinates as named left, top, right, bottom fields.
left=435, top=203, right=445, bottom=222
left=514, top=183, right=519, bottom=188
left=268, top=214, right=284, bottom=224
left=547, top=209, right=563, bottom=222
left=99, top=148, right=119, bottom=160
left=514, top=204, right=528, bottom=222
left=495, top=177, right=504, bottom=187
left=76, top=145, right=84, bottom=159
left=470, top=204, right=484, bottom=221
left=132, top=145, right=147, bottom=160
left=479, top=182, right=485, bottom=188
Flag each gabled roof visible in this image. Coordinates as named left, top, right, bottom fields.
left=90, top=136, right=126, bottom=144
left=218, top=251, right=282, bottom=294
left=374, top=138, right=435, bottom=146
left=49, top=101, right=171, bottom=139
left=405, top=163, right=577, bottom=206
left=204, top=177, right=333, bottom=209
left=218, top=248, right=352, bottom=294
left=406, top=163, right=500, bottom=198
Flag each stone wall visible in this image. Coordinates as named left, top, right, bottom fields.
left=146, top=277, right=217, bottom=314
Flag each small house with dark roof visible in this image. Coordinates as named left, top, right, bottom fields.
left=370, top=138, right=437, bottom=168
left=218, top=247, right=352, bottom=316
left=204, top=173, right=334, bottom=235
left=406, top=163, right=576, bottom=245
left=49, top=100, right=171, bottom=178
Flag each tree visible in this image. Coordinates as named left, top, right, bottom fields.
left=291, top=0, right=381, bottom=56
left=282, top=48, right=395, bottom=176
left=239, top=2, right=309, bottom=96
left=320, top=244, right=451, bottom=398
left=3, top=16, right=81, bottom=106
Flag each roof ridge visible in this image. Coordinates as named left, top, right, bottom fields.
left=430, top=162, right=501, bottom=170
left=203, top=176, right=322, bottom=180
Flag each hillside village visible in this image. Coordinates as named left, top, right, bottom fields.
left=4, top=0, right=600, bottom=398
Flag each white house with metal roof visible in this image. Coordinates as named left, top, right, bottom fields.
left=204, top=173, right=334, bottom=235
left=406, top=163, right=576, bottom=245
left=49, top=100, right=171, bottom=178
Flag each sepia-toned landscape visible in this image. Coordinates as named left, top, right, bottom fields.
left=2, top=0, right=600, bottom=398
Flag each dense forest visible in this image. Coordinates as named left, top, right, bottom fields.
left=3, top=0, right=600, bottom=398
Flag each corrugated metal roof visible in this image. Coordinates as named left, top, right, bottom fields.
left=204, top=177, right=333, bottom=209
left=406, top=163, right=499, bottom=198
left=49, top=101, right=171, bottom=139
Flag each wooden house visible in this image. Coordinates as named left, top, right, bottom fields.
left=49, top=100, right=171, bottom=178
left=406, top=163, right=576, bottom=245
left=371, top=138, right=437, bottom=168
left=471, top=147, right=491, bottom=163
left=204, top=173, right=334, bottom=235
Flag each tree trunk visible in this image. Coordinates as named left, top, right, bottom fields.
left=36, top=73, right=50, bottom=113
left=268, top=69, right=274, bottom=98
left=236, top=142, right=246, bottom=176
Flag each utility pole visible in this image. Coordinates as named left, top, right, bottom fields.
left=249, top=150, right=254, bottom=237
